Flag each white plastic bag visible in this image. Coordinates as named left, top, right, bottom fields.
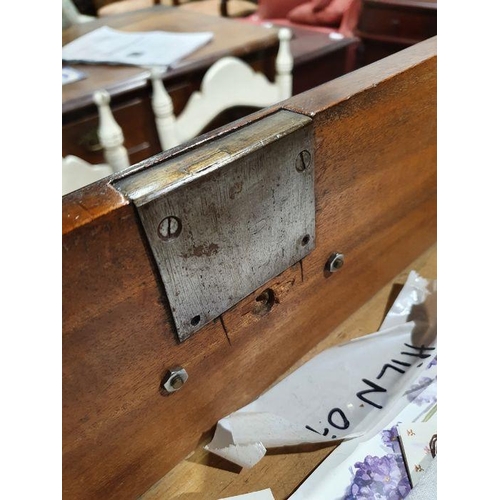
left=205, top=271, right=437, bottom=468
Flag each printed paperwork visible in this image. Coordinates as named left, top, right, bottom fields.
left=62, top=66, right=87, bottom=85
left=205, top=271, right=437, bottom=469
left=62, top=26, right=213, bottom=67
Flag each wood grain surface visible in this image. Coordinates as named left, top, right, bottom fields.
left=62, top=37, right=436, bottom=499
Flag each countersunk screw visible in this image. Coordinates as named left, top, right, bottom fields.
left=325, top=252, right=344, bottom=273
left=295, top=150, right=311, bottom=172
left=158, top=216, right=182, bottom=240
left=162, top=366, right=188, bottom=394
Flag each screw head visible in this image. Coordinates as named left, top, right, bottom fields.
left=158, top=216, right=182, bottom=241
left=326, top=252, right=344, bottom=273
left=295, top=150, right=311, bottom=172
left=162, top=366, right=188, bottom=394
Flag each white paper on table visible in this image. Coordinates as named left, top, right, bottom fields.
left=205, top=271, right=437, bottom=469
left=219, top=488, right=275, bottom=500
left=62, top=26, right=213, bottom=67
left=62, top=66, right=87, bottom=85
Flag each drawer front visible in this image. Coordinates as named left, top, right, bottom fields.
left=357, top=2, right=437, bottom=42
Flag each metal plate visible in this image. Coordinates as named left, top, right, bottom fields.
left=115, top=111, right=315, bottom=341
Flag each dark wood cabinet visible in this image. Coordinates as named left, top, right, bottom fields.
left=288, top=27, right=360, bottom=95
left=355, top=0, right=437, bottom=66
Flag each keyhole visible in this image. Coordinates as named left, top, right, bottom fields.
left=254, top=288, right=276, bottom=315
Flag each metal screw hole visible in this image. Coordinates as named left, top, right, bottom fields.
left=190, top=315, right=201, bottom=326
left=301, top=234, right=310, bottom=246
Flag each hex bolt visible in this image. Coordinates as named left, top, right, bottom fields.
left=295, top=150, right=311, bottom=172
left=325, top=252, right=344, bottom=273
left=157, top=216, right=182, bottom=240
left=162, top=366, right=188, bottom=394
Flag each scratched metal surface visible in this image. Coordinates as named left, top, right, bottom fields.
left=116, top=110, right=315, bottom=341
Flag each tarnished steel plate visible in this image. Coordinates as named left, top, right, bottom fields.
left=115, top=110, right=315, bottom=341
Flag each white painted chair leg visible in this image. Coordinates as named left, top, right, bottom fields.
left=275, top=28, right=293, bottom=101
left=93, top=90, right=130, bottom=173
left=150, top=67, right=180, bottom=150
left=62, top=0, right=95, bottom=26
left=148, top=29, right=294, bottom=151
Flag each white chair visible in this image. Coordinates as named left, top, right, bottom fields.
left=62, top=90, right=130, bottom=196
left=149, top=27, right=293, bottom=151
left=93, top=90, right=130, bottom=173
left=62, top=156, right=114, bottom=196
left=62, top=0, right=95, bottom=29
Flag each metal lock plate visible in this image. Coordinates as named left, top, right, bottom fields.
left=115, top=110, right=315, bottom=341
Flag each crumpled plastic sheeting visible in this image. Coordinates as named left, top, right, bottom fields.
left=219, top=488, right=275, bottom=500
left=205, top=271, right=437, bottom=468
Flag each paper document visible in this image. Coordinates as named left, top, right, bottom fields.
left=62, top=66, right=87, bottom=85
left=62, top=26, right=213, bottom=67
left=205, top=271, right=437, bottom=469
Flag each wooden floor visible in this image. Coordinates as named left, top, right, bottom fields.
left=140, top=244, right=437, bottom=500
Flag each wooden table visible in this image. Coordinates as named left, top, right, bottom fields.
left=141, top=244, right=437, bottom=499
left=62, top=6, right=280, bottom=166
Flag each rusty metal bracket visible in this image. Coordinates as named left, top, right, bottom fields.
left=114, top=110, right=315, bottom=342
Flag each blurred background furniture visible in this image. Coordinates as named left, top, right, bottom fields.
left=96, top=0, right=258, bottom=17
left=246, top=0, right=362, bottom=38
left=62, top=0, right=95, bottom=28
left=97, top=0, right=158, bottom=16
left=62, top=6, right=280, bottom=167
left=62, top=0, right=436, bottom=170
left=174, top=0, right=258, bottom=18
left=241, top=0, right=362, bottom=91
left=93, top=89, right=130, bottom=172
left=62, top=156, right=113, bottom=196
left=283, top=25, right=358, bottom=94
left=354, top=0, right=437, bottom=66
left=150, top=27, right=292, bottom=150
left=62, top=90, right=129, bottom=196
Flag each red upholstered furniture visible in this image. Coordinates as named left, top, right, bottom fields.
left=246, top=0, right=362, bottom=37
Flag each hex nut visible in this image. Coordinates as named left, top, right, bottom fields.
left=325, top=252, right=344, bottom=273
left=162, top=367, right=188, bottom=393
